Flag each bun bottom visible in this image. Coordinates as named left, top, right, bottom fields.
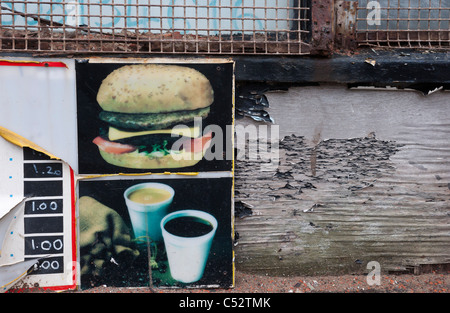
left=98, top=149, right=204, bottom=169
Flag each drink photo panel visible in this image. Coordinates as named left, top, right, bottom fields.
left=76, top=60, right=234, bottom=175
left=77, top=176, right=233, bottom=289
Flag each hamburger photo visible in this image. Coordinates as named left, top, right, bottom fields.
left=91, top=64, right=214, bottom=170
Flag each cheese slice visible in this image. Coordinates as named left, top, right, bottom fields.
left=108, top=125, right=201, bottom=141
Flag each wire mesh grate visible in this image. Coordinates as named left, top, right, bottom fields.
left=356, top=0, right=450, bottom=49
left=0, top=0, right=311, bottom=55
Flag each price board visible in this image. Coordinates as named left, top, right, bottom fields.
left=0, top=138, right=76, bottom=291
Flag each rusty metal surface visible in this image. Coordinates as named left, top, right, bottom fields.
left=0, top=0, right=311, bottom=55
left=0, top=1, right=448, bottom=56
left=310, top=0, right=334, bottom=55
left=335, top=0, right=357, bottom=51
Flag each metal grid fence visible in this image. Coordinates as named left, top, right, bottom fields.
left=0, top=0, right=311, bottom=55
left=1, top=1, right=449, bottom=55
left=356, top=0, right=450, bottom=49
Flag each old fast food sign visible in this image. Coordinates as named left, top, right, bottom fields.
left=0, top=58, right=234, bottom=291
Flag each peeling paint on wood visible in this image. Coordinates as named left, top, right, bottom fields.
left=233, top=85, right=450, bottom=276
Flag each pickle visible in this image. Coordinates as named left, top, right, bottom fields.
left=99, top=106, right=210, bottom=131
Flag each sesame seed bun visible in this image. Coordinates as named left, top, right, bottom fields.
left=96, top=64, right=214, bottom=114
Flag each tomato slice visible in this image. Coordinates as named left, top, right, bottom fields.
left=93, top=132, right=212, bottom=155
left=92, top=136, right=137, bottom=154
left=184, top=132, right=213, bottom=153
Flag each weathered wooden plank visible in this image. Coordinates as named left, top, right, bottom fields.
left=233, top=85, right=450, bottom=276
left=233, top=51, right=450, bottom=85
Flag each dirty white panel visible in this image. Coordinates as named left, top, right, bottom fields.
left=0, top=137, right=24, bottom=218
left=0, top=58, right=78, bottom=171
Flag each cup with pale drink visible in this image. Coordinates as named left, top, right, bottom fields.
left=124, top=182, right=175, bottom=243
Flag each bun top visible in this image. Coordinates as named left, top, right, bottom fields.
left=97, top=64, right=214, bottom=114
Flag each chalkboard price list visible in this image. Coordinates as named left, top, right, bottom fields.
left=23, top=147, right=52, bottom=160
left=26, top=256, right=65, bottom=275
left=24, top=216, right=64, bottom=234
left=25, top=199, right=63, bottom=214
left=23, top=147, right=66, bottom=276
left=25, top=235, right=64, bottom=255
left=24, top=180, right=63, bottom=197
left=24, top=163, right=62, bottom=178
